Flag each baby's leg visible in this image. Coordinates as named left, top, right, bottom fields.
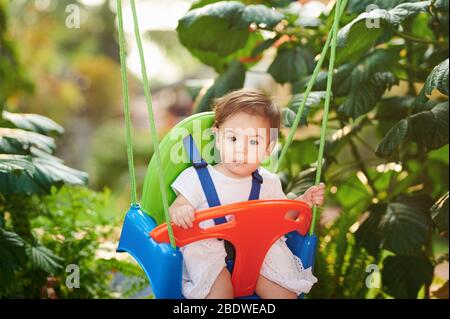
left=206, top=268, right=233, bottom=299
left=255, top=275, right=297, bottom=299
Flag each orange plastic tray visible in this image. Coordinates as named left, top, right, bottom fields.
left=150, top=199, right=312, bottom=298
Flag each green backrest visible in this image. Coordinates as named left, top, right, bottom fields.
left=141, top=112, right=217, bottom=225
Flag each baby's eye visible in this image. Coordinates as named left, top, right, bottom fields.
left=226, top=136, right=237, bottom=142
left=249, top=139, right=259, bottom=145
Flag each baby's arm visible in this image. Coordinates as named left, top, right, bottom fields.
left=169, top=194, right=196, bottom=229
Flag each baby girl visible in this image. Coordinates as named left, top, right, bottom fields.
left=169, top=88, right=324, bottom=299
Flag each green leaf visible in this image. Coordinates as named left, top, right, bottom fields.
left=376, top=102, right=449, bottom=158
left=0, top=154, right=88, bottom=196
left=0, top=128, right=55, bottom=155
left=251, top=36, right=278, bottom=57
left=410, top=12, right=434, bottom=39
left=379, top=199, right=430, bottom=256
left=0, top=154, right=35, bottom=174
left=1, top=111, right=63, bottom=136
left=346, top=0, right=411, bottom=14
left=178, top=2, right=249, bottom=56
left=240, top=4, right=285, bottom=29
left=177, top=1, right=283, bottom=57
left=195, top=61, right=246, bottom=113
left=316, top=49, right=398, bottom=97
left=387, top=1, right=431, bottom=25
left=268, top=46, right=313, bottom=84
left=382, top=255, right=433, bottom=298
left=431, top=191, right=449, bottom=233
left=281, top=91, right=326, bottom=127
left=355, top=204, right=385, bottom=257
left=25, top=244, right=63, bottom=274
left=0, top=229, right=25, bottom=287
left=375, top=119, right=409, bottom=159
left=336, top=1, right=431, bottom=65
left=418, top=58, right=449, bottom=102
left=409, top=101, right=449, bottom=151
left=336, top=14, right=385, bottom=65
left=189, top=31, right=264, bottom=73
left=338, top=72, right=398, bottom=119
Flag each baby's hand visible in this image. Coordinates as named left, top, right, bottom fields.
left=298, top=183, right=325, bottom=207
left=169, top=204, right=196, bottom=229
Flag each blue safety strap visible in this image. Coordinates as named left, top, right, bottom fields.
left=182, top=135, right=262, bottom=225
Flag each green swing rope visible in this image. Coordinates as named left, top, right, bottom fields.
left=116, top=0, right=176, bottom=249
left=274, top=0, right=346, bottom=236
left=116, top=0, right=137, bottom=205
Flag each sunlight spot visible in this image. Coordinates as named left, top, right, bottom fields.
left=331, top=125, right=351, bottom=141
left=376, top=162, right=403, bottom=173
left=356, top=171, right=368, bottom=185
left=397, top=171, right=409, bottom=181
left=349, top=221, right=360, bottom=233
left=407, top=184, right=424, bottom=192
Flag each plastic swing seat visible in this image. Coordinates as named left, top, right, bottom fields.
left=116, top=112, right=318, bottom=299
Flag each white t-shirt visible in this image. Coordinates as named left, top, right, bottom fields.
left=171, top=165, right=287, bottom=228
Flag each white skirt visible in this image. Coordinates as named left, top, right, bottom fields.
left=181, top=237, right=318, bottom=299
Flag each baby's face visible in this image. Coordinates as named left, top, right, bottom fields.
left=213, top=112, right=274, bottom=177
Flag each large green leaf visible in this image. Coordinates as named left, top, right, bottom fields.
left=177, top=1, right=283, bottom=57
left=417, top=58, right=449, bottom=102
left=0, top=229, right=25, bottom=287
left=376, top=101, right=449, bottom=158
left=335, top=14, right=385, bottom=65
left=1, top=111, right=63, bottom=136
left=316, top=49, right=398, bottom=99
left=409, top=101, right=449, bottom=151
left=336, top=1, right=431, bottom=65
left=189, top=31, right=264, bottom=73
left=25, top=244, right=63, bottom=274
left=0, top=154, right=88, bottom=195
left=281, top=91, right=326, bottom=127
left=0, top=128, right=55, bottom=155
left=240, top=4, right=285, bottom=29
left=338, top=72, right=398, bottom=119
left=346, top=0, right=416, bottom=14
left=431, top=191, right=449, bottom=233
left=268, top=45, right=314, bottom=84
left=375, top=119, right=409, bottom=159
left=382, top=255, right=433, bottom=298
left=195, top=61, right=246, bottom=113
left=379, top=198, right=430, bottom=256
left=355, top=203, right=385, bottom=257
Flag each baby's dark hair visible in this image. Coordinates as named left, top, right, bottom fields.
left=212, top=88, right=280, bottom=132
